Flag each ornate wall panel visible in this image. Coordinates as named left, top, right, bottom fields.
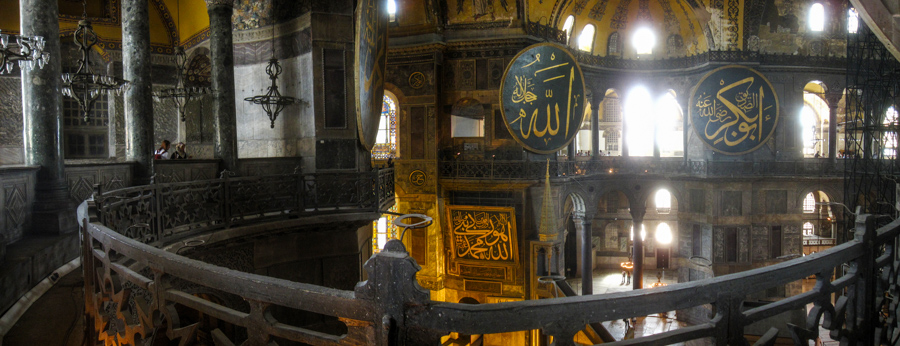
left=0, top=168, right=36, bottom=248
left=446, top=205, right=519, bottom=282
left=589, top=0, right=611, bottom=21
left=65, top=164, right=133, bottom=203
left=751, top=225, right=768, bottom=262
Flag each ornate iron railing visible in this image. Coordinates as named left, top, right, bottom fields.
left=439, top=159, right=846, bottom=179
left=82, top=206, right=900, bottom=345
left=93, top=168, right=394, bottom=246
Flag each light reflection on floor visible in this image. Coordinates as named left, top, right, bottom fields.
left=565, top=269, right=686, bottom=344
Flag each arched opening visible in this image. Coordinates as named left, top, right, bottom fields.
left=570, top=105, right=593, bottom=157
left=802, top=81, right=829, bottom=158
left=655, top=189, right=672, bottom=214
left=656, top=91, right=683, bottom=157
left=600, top=89, right=622, bottom=156
left=373, top=91, right=399, bottom=160
left=387, top=0, right=397, bottom=22
left=625, top=86, right=653, bottom=156
left=564, top=193, right=588, bottom=277
left=801, top=190, right=837, bottom=255
left=847, top=8, right=859, bottom=34
left=607, top=32, right=621, bottom=56
left=632, top=27, right=656, bottom=55
left=578, top=24, right=596, bottom=52
left=809, top=3, right=825, bottom=32
left=562, top=15, right=575, bottom=45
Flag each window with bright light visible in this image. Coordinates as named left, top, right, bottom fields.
left=602, top=94, right=621, bottom=122
left=373, top=93, right=398, bottom=159
left=656, top=92, right=683, bottom=157
left=578, top=24, right=596, bottom=52
left=562, top=15, right=575, bottom=44
left=801, top=88, right=829, bottom=158
left=387, top=0, right=397, bottom=22
left=809, top=3, right=825, bottom=32
left=803, top=192, right=816, bottom=213
left=656, top=223, right=673, bottom=245
left=848, top=8, right=859, bottom=33
left=632, top=27, right=656, bottom=55
left=625, top=86, right=653, bottom=156
left=655, top=189, right=672, bottom=214
left=884, top=106, right=898, bottom=158
left=373, top=205, right=398, bottom=253
left=803, top=222, right=815, bottom=236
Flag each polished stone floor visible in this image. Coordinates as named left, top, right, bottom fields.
left=3, top=268, right=85, bottom=346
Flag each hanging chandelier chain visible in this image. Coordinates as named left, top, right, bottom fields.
left=61, top=0, right=129, bottom=122
left=154, top=0, right=212, bottom=122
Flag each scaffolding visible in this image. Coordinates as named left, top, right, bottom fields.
left=845, top=19, right=900, bottom=236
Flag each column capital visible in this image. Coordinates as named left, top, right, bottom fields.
left=823, top=91, right=843, bottom=108
left=205, top=0, right=235, bottom=8
left=629, top=207, right=646, bottom=222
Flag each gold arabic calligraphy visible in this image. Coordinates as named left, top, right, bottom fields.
left=509, top=51, right=581, bottom=145
left=695, top=77, right=772, bottom=148
left=452, top=211, right=513, bottom=261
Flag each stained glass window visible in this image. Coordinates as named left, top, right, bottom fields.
left=373, top=93, right=398, bottom=159
left=373, top=205, right=399, bottom=253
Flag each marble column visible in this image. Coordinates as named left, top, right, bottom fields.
left=590, top=97, right=601, bottom=159
left=630, top=207, right=646, bottom=290
left=20, top=0, right=76, bottom=235
left=122, top=0, right=154, bottom=183
left=825, top=92, right=841, bottom=162
left=207, top=0, right=239, bottom=172
left=581, top=220, right=592, bottom=295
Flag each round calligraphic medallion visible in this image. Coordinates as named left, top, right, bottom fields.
left=689, top=65, right=779, bottom=155
left=408, top=72, right=426, bottom=89
left=500, top=43, right=586, bottom=154
left=354, top=0, right=388, bottom=151
left=409, top=169, right=426, bottom=186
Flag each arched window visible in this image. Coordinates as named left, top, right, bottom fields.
left=802, top=222, right=815, bottom=236
left=655, top=189, right=671, bottom=214
left=602, top=93, right=622, bottom=122
left=607, top=32, right=620, bottom=56
left=562, top=15, right=575, bottom=45
left=809, top=3, right=825, bottom=32
left=803, top=192, right=816, bottom=213
left=656, top=223, right=673, bottom=245
left=578, top=24, right=596, bottom=52
left=373, top=92, right=398, bottom=159
left=802, top=83, right=829, bottom=157
left=884, top=106, right=898, bottom=158
left=848, top=8, right=859, bottom=33
left=632, top=27, right=656, bottom=55
left=574, top=105, right=592, bottom=155
left=625, top=86, right=653, bottom=156
left=387, top=0, right=397, bottom=22
left=656, top=92, right=683, bottom=157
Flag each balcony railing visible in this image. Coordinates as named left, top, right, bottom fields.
left=439, top=158, right=846, bottom=179
left=81, top=166, right=900, bottom=345
left=91, top=168, right=394, bottom=246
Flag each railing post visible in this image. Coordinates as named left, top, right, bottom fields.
left=373, top=169, right=380, bottom=212
left=853, top=214, right=876, bottom=344
left=80, top=217, right=96, bottom=345
left=223, top=172, right=232, bottom=228
left=355, top=239, right=437, bottom=345
left=152, top=175, right=164, bottom=241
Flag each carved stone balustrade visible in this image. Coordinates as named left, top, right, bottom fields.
left=0, top=165, right=38, bottom=260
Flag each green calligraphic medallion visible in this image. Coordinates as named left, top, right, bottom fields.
left=500, top=43, right=586, bottom=154
left=689, top=65, right=779, bottom=155
left=354, top=0, right=389, bottom=151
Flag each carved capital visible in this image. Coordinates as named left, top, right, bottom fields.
left=204, top=0, right=235, bottom=8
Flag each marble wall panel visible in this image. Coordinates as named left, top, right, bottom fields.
left=152, top=85, right=179, bottom=146
left=751, top=225, right=768, bottom=262
left=0, top=77, right=23, bottom=148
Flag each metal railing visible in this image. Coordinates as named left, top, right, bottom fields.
left=439, top=158, right=846, bottom=179
left=81, top=173, right=900, bottom=345
left=92, top=168, right=394, bottom=246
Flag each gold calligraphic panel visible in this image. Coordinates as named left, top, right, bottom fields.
left=354, top=0, right=388, bottom=151
left=448, top=206, right=519, bottom=263
left=689, top=65, right=779, bottom=155
left=500, top=43, right=586, bottom=154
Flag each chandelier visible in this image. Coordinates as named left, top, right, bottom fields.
left=61, top=17, right=128, bottom=122
left=153, top=47, right=211, bottom=122
left=244, top=6, right=300, bottom=129
left=0, top=29, right=49, bottom=74
left=245, top=58, right=299, bottom=128
left=153, top=0, right=211, bottom=122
